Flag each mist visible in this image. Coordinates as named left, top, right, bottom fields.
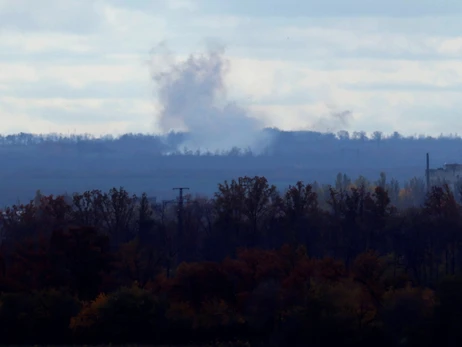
left=151, top=46, right=272, bottom=153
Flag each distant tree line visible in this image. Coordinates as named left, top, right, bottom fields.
left=2, top=129, right=462, bottom=156
left=1, top=175, right=462, bottom=346
left=3, top=128, right=462, bottom=207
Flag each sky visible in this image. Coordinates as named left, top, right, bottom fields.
left=1, top=0, right=462, bottom=137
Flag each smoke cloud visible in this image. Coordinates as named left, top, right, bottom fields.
left=311, top=108, right=353, bottom=133
left=150, top=45, right=270, bottom=153
left=332, top=110, right=352, bottom=127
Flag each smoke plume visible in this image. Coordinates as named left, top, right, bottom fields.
left=311, top=108, right=353, bottom=133
left=151, top=45, right=270, bottom=153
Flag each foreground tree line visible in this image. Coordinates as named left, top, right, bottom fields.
left=1, top=175, right=462, bottom=346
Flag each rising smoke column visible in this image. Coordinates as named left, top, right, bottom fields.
left=151, top=46, right=269, bottom=153
left=311, top=108, right=353, bottom=133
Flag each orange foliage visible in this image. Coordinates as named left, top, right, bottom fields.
left=315, top=257, right=345, bottom=282
left=70, top=293, right=108, bottom=332
left=352, top=251, right=387, bottom=308
left=235, top=248, right=286, bottom=285
left=6, top=235, right=52, bottom=291
left=167, top=261, right=235, bottom=310
left=281, top=257, right=315, bottom=306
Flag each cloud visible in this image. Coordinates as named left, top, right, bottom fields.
left=0, top=31, right=92, bottom=54
left=1, top=82, right=150, bottom=99
left=0, top=60, right=149, bottom=87
left=0, top=96, right=156, bottom=135
left=341, top=82, right=462, bottom=92
left=196, top=0, right=462, bottom=18
left=1, top=0, right=462, bottom=139
left=166, top=0, right=197, bottom=11
left=0, top=0, right=103, bottom=33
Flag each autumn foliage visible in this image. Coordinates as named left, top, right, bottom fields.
left=0, top=176, right=461, bottom=345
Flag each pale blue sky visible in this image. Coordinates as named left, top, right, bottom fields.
left=1, top=0, right=462, bottom=136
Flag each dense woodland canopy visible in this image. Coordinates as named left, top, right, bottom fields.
left=1, top=128, right=462, bottom=207
left=1, top=174, right=462, bottom=346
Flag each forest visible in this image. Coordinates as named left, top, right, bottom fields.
left=1, top=129, right=462, bottom=207
left=1, top=174, right=462, bottom=346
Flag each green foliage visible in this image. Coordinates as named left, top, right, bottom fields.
left=70, top=285, right=168, bottom=344
left=431, top=276, right=462, bottom=346
left=1, top=174, right=462, bottom=345
left=0, top=289, right=81, bottom=344
left=49, top=226, right=113, bottom=300
left=381, top=285, right=435, bottom=346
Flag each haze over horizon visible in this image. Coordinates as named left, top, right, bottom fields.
left=1, top=0, right=462, bottom=138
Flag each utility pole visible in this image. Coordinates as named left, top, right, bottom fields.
left=173, top=187, right=189, bottom=264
